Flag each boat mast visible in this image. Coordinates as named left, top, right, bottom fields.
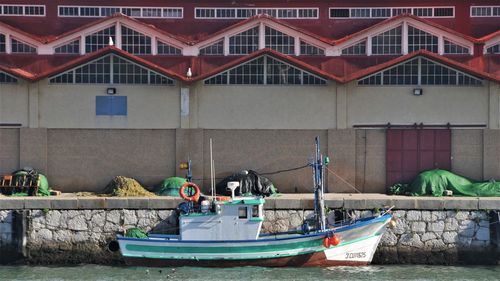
left=312, top=136, right=326, bottom=232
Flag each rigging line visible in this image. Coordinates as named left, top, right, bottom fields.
left=325, top=165, right=363, bottom=194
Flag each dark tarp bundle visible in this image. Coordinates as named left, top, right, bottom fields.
left=389, top=169, right=500, bottom=197
left=12, top=169, right=50, bottom=197
left=153, top=177, right=187, bottom=197
left=216, top=170, right=277, bottom=197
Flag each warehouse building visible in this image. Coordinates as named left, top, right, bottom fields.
left=0, top=1, right=499, bottom=193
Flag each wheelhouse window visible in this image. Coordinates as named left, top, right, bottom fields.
left=49, top=54, right=174, bottom=85
left=358, top=57, right=483, bottom=86
left=407, top=26, right=438, bottom=53
left=371, top=26, right=402, bottom=55
left=11, top=38, right=37, bottom=54
left=54, top=39, right=80, bottom=54
left=265, top=26, right=294, bottom=55
left=204, top=55, right=327, bottom=85
left=85, top=26, right=116, bottom=53
left=229, top=27, right=259, bottom=55
left=252, top=205, right=260, bottom=218
left=238, top=207, right=248, bottom=219
left=121, top=26, right=151, bottom=55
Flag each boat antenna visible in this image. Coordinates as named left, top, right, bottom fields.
left=210, top=138, right=214, bottom=199
left=311, top=136, right=326, bottom=232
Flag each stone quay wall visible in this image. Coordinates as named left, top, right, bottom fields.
left=0, top=196, right=499, bottom=265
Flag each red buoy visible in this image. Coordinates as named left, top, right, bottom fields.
left=330, top=235, right=340, bottom=246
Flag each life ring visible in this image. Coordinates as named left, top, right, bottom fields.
left=179, top=182, right=201, bottom=202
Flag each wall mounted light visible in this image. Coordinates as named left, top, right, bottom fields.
left=413, top=88, right=423, bottom=96
left=106, top=88, right=117, bottom=95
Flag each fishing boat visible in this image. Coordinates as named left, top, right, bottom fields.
left=116, top=137, right=394, bottom=267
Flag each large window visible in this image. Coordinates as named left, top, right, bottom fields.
left=157, top=41, right=182, bottom=55
left=121, top=26, right=151, bottom=55
left=1, top=5, right=45, bottom=16
left=199, top=40, right=224, bottom=55
left=229, top=27, right=259, bottom=55
left=265, top=26, right=294, bottom=55
left=300, top=41, right=324, bottom=56
left=0, top=71, right=18, bottom=83
left=444, top=40, right=470, bottom=54
left=486, top=44, right=499, bottom=54
left=358, top=57, right=482, bottom=86
left=342, top=40, right=366, bottom=55
left=55, top=39, right=80, bottom=54
left=330, top=7, right=454, bottom=19
left=0, top=34, right=5, bottom=53
left=85, top=26, right=116, bottom=53
left=11, top=38, right=37, bottom=53
left=407, top=26, right=438, bottom=53
left=49, top=54, right=174, bottom=85
left=195, top=8, right=318, bottom=19
left=58, top=6, right=183, bottom=18
left=204, top=55, right=327, bottom=85
left=471, top=6, right=500, bottom=17
left=371, top=26, right=402, bottom=55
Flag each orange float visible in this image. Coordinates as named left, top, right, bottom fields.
left=179, top=182, right=201, bottom=202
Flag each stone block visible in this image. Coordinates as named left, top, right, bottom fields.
left=406, top=211, right=422, bottom=221
left=77, top=198, right=106, bottom=209
left=364, top=198, right=393, bottom=209
left=127, top=198, right=150, bottom=209
left=416, top=198, right=445, bottom=210
left=428, top=221, right=445, bottom=232
left=148, top=198, right=179, bottom=209
left=478, top=198, right=500, bottom=210
left=411, top=222, right=426, bottom=233
left=443, top=232, right=458, bottom=244
left=105, top=198, right=128, bottom=209
left=0, top=198, right=25, bottom=209
left=274, top=198, right=301, bottom=210
left=24, top=198, right=51, bottom=209
left=390, top=197, right=417, bottom=209
left=324, top=198, right=343, bottom=209
left=443, top=198, right=478, bottom=210
left=50, top=198, right=78, bottom=210
left=344, top=199, right=366, bottom=210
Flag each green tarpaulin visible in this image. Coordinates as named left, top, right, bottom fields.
left=12, top=171, right=50, bottom=197
left=389, top=169, right=500, bottom=197
left=125, top=228, right=148, bottom=238
left=153, top=177, right=187, bottom=197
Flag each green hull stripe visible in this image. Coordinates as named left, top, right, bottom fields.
left=126, top=238, right=323, bottom=254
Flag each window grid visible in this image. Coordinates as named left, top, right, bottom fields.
left=330, top=7, right=454, bottom=19
left=486, top=44, right=499, bottom=54
left=358, top=57, right=482, bottom=86
left=194, top=8, right=318, bottom=19
left=371, top=26, right=402, bottom=55
left=0, top=34, right=5, bottom=53
left=157, top=41, right=182, bottom=55
left=341, top=41, right=367, bottom=55
left=471, top=6, right=500, bottom=17
left=265, top=26, right=295, bottom=55
left=1, top=5, right=45, bottom=16
left=55, top=39, right=80, bottom=54
left=11, top=38, right=37, bottom=53
left=121, top=26, right=151, bottom=55
left=57, top=6, right=183, bottom=18
left=300, top=41, right=325, bottom=55
left=49, top=54, right=174, bottom=85
left=200, top=40, right=224, bottom=55
left=407, top=26, right=438, bottom=53
left=85, top=26, right=116, bottom=53
left=0, top=71, right=18, bottom=83
left=444, top=40, right=470, bottom=54
left=229, top=27, right=259, bottom=55
left=204, top=55, right=326, bottom=85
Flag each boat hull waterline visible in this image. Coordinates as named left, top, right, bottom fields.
left=117, top=214, right=391, bottom=267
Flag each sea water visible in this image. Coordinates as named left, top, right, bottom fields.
left=0, top=265, right=498, bottom=281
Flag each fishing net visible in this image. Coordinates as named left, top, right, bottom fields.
left=103, top=176, right=155, bottom=197
left=125, top=228, right=148, bottom=238
left=153, top=177, right=186, bottom=197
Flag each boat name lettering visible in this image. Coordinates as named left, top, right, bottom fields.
left=345, top=252, right=366, bottom=259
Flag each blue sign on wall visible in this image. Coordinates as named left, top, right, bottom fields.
left=96, top=96, right=127, bottom=116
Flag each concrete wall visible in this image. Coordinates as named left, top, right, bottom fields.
left=195, top=83, right=336, bottom=129
left=0, top=129, right=19, bottom=175
left=0, top=81, right=29, bottom=126
left=45, top=129, right=177, bottom=192
left=38, top=82, right=180, bottom=129
left=347, top=82, right=489, bottom=126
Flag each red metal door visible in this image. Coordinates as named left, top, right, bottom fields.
left=386, top=129, right=451, bottom=186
